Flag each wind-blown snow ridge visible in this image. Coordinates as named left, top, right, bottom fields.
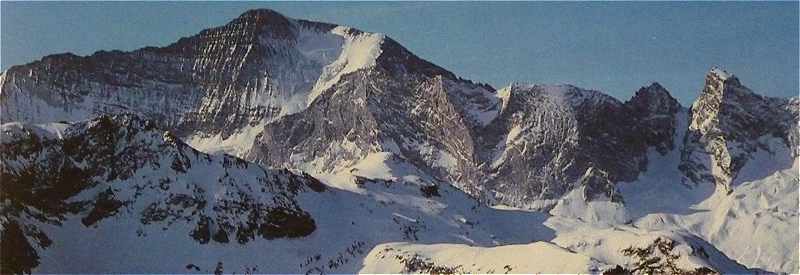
left=308, top=26, right=386, bottom=106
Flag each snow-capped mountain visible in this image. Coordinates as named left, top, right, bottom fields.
left=1, top=8, right=797, bottom=274
left=0, top=9, right=390, bottom=157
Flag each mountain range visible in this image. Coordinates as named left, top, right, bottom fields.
left=1, top=9, right=797, bottom=274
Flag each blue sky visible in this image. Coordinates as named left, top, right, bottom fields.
left=1, top=2, right=797, bottom=104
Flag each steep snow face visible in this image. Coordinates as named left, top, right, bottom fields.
left=681, top=68, right=799, bottom=189
left=255, top=23, right=386, bottom=117
left=0, top=9, right=387, bottom=159
left=185, top=121, right=266, bottom=157
left=307, top=26, right=385, bottom=105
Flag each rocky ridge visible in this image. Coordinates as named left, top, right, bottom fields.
left=0, top=114, right=324, bottom=274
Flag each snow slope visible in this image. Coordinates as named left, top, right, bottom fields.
left=617, top=115, right=799, bottom=273
left=360, top=242, right=607, bottom=274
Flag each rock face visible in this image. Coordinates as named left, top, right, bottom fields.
left=625, top=82, right=683, bottom=155
left=680, top=68, right=799, bottom=189
left=477, top=84, right=653, bottom=207
left=247, top=53, right=496, bottom=197
left=0, top=114, right=324, bottom=274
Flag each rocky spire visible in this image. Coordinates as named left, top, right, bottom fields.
left=681, top=67, right=798, bottom=189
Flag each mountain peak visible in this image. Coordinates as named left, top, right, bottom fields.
left=706, top=67, right=742, bottom=88
left=627, top=82, right=680, bottom=113
left=625, top=82, right=681, bottom=155
left=708, top=66, right=732, bottom=80
left=643, top=81, right=666, bottom=93
left=239, top=8, right=286, bottom=18
left=634, top=82, right=671, bottom=99
left=235, top=8, right=292, bottom=26
left=210, top=8, right=297, bottom=41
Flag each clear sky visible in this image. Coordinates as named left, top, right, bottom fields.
left=1, top=2, right=797, bottom=104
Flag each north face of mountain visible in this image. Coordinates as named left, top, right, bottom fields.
left=0, top=114, right=324, bottom=274
left=0, top=9, right=388, bottom=156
